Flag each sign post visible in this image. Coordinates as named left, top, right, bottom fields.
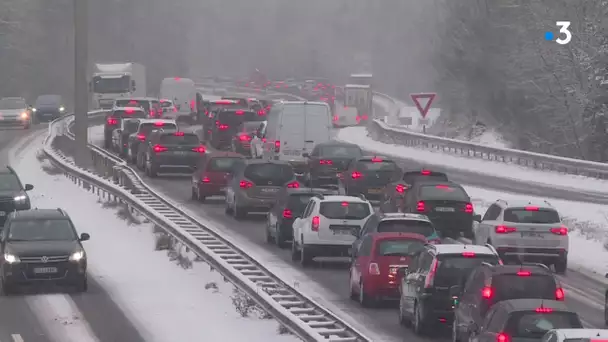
left=410, top=93, right=436, bottom=134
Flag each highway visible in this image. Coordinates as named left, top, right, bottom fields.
left=0, top=126, right=145, bottom=342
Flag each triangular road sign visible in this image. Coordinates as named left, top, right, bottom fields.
left=410, top=93, right=436, bottom=119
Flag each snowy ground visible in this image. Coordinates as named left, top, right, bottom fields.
left=12, top=135, right=300, bottom=342
left=337, top=126, right=608, bottom=194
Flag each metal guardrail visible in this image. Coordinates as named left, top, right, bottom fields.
left=42, top=112, right=371, bottom=342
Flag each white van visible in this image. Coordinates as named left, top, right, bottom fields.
left=159, top=77, right=196, bottom=118
left=262, top=101, right=332, bottom=175
left=332, top=105, right=358, bottom=127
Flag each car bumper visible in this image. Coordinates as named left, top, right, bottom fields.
left=301, top=244, right=351, bottom=257
left=151, top=155, right=198, bottom=171
left=420, top=297, right=455, bottom=323
left=495, top=247, right=567, bottom=261
left=36, top=110, right=62, bottom=121
left=364, top=279, right=400, bottom=300
left=2, top=260, right=87, bottom=285
left=198, top=183, right=228, bottom=196
left=236, top=193, right=277, bottom=211
left=0, top=117, right=30, bottom=126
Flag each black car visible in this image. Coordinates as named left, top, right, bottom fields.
left=402, top=180, right=474, bottom=238
left=103, top=107, right=147, bottom=149
left=139, top=130, right=206, bottom=177
left=208, top=109, right=264, bottom=149
left=463, top=299, right=582, bottom=342
left=453, top=263, right=564, bottom=342
left=231, top=121, right=262, bottom=156
left=202, top=99, right=246, bottom=138
left=126, top=119, right=177, bottom=163
left=303, top=142, right=363, bottom=187
left=398, top=244, right=501, bottom=334
left=0, top=209, right=90, bottom=294
left=381, top=170, right=448, bottom=213
left=266, top=187, right=338, bottom=247
left=338, top=156, right=402, bottom=201
left=33, top=95, right=66, bottom=122
left=0, top=166, right=33, bottom=226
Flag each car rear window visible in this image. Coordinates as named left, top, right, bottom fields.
left=206, top=157, right=242, bottom=172
left=434, top=254, right=500, bottom=286
left=419, top=184, right=469, bottom=201
left=493, top=274, right=557, bottom=302
left=287, top=194, right=316, bottom=214
left=113, top=110, right=146, bottom=118
left=160, top=101, right=173, bottom=108
left=139, top=122, right=177, bottom=135
left=222, top=98, right=248, bottom=106
left=403, top=172, right=448, bottom=183
left=116, top=100, right=150, bottom=110
left=159, top=134, right=199, bottom=145
left=357, top=160, right=399, bottom=172
left=376, top=239, right=426, bottom=256
left=319, top=202, right=370, bottom=220
left=218, top=111, right=261, bottom=126
left=505, top=311, right=582, bottom=339
left=124, top=120, right=140, bottom=133
left=377, top=220, right=435, bottom=237
left=504, top=208, right=560, bottom=224
left=244, top=163, right=294, bottom=185
left=318, top=145, right=363, bottom=158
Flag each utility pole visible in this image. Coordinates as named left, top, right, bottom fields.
left=74, top=0, right=89, bottom=167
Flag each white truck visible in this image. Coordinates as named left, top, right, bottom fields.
left=89, top=63, right=146, bottom=109
left=344, top=84, right=372, bottom=125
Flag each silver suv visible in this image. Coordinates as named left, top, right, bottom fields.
left=473, top=199, right=568, bottom=274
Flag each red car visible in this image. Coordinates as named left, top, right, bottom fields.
left=191, top=152, right=244, bottom=202
left=349, top=232, right=427, bottom=307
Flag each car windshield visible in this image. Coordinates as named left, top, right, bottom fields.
left=240, top=121, right=261, bottom=133
left=287, top=194, right=316, bottom=215
left=377, top=239, right=426, bottom=256
left=139, top=122, right=177, bottom=135
left=115, top=99, right=150, bottom=110
left=419, top=184, right=469, bottom=201
left=218, top=111, right=262, bottom=126
left=0, top=98, right=26, bottom=109
left=319, top=201, right=370, bottom=220
left=493, top=275, right=557, bottom=302
left=504, top=208, right=560, bottom=224
left=377, top=220, right=435, bottom=237
left=318, top=145, right=362, bottom=158
left=160, top=101, right=173, bottom=108
left=8, top=219, right=77, bottom=241
left=206, top=157, right=243, bottom=172
left=403, top=172, right=448, bottom=183
left=505, top=311, right=582, bottom=339
left=35, top=95, right=61, bottom=106
left=0, top=174, right=22, bottom=191
left=159, top=134, right=199, bottom=145
left=435, top=254, right=500, bottom=286
left=244, top=163, right=294, bottom=184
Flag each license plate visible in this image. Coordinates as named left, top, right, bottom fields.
left=333, top=229, right=350, bottom=235
left=260, top=188, right=278, bottom=193
left=368, top=188, right=382, bottom=194
left=522, top=232, right=544, bottom=238
left=220, top=187, right=226, bottom=192
left=33, top=267, right=58, bottom=274
left=0, top=212, right=5, bottom=216
left=174, top=151, right=187, bottom=155
left=435, top=207, right=455, bottom=212
left=283, top=150, right=300, bottom=156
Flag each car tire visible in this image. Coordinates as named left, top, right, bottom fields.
left=275, top=227, right=287, bottom=249
left=234, top=204, right=247, bottom=220
left=148, top=163, right=158, bottom=178
left=349, top=270, right=357, bottom=300
left=291, top=240, right=301, bottom=261
left=358, top=281, right=374, bottom=307
left=265, top=222, right=274, bottom=244
left=1, top=279, right=14, bottom=296
left=300, top=245, right=313, bottom=267
left=75, top=276, right=88, bottom=293
left=554, top=258, right=567, bottom=274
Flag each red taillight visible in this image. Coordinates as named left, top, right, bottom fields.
left=137, top=134, right=146, bottom=141
left=417, top=201, right=426, bottom=212
left=154, top=121, right=164, bottom=126
left=424, top=259, right=438, bottom=288
left=371, top=157, right=383, bottom=162
left=421, top=170, right=431, bottom=175
left=190, top=99, right=195, bottom=110
left=333, top=115, right=338, bottom=122
left=482, top=286, right=493, bottom=298
left=274, top=140, right=280, bottom=153
left=125, top=109, right=134, bottom=114
left=396, top=184, right=406, bottom=193
left=361, top=114, right=368, bottom=120
left=462, top=252, right=476, bottom=257
left=287, top=182, right=299, bottom=188
left=107, top=117, right=118, bottom=125
left=516, top=271, right=531, bottom=276
left=351, top=171, right=362, bottom=179
left=465, top=203, right=473, bottom=213
left=555, top=288, right=565, bottom=301
left=312, top=216, right=320, bottom=231
left=239, top=134, right=251, bottom=141
left=535, top=307, right=553, bottom=313
left=283, top=209, right=292, bottom=219
left=257, top=110, right=265, bottom=116
left=235, top=110, right=244, bottom=115
left=319, top=160, right=332, bottom=165
left=262, top=138, right=266, bottom=143
left=219, top=124, right=229, bottom=130
left=192, top=146, right=206, bottom=153
left=153, top=145, right=167, bottom=153
left=239, top=180, right=253, bottom=189
left=550, top=227, right=568, bottom=235
left=173, top=107, right=177, bottom=112
left=525, top=206, right=539, bottom=211
left=495, top=225, right=517, bottom=233
left=497, top=333, right=509, bottom=342
left=202, top=176, right=210, bottom=183
left=341, top=202, right=349, bottom=207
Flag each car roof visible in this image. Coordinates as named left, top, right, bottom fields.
left=137, top=119, right=176, bottom=124
left=0, top=166, right=17, bottom=175
left=317, top=195, right=369, bottom=203
left=414, top=180, right=463, bottom=188
left=428, top=244, right=497, bottom=256
left=285, top=187, right=338, bottom=195
left=116, top=97, right=155, bottom=101
left=378, top=213, right=431, bottom=222
left=211, top=99, right=239, bottom=104
left=484, top=263, right=553, bottom=275
left=357, top=156, right=392, bottom=162
left=492, top=299, right=569, bottom=313
left=370, top=232, right=428, bottom=242
left=113, top=106, right=145, bottom=111
left=314, top=141, right=360, bottom=148
left=11, top=209, right=66, bottom=220
left=206, top=151, right=243, bottom=158
left=244, top=159, right=290, bottom=166
left=1, top=97, right=25, bottom=100
left=552, top=329, right=608, bottom=339
left=496, top=199, right=555, bottom=210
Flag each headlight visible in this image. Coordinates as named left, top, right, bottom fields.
left=20, top=112, right=28, bottom=119
left=13, top=195, right=26, bottom=202
left=59, top=106, right=65, bottom=112
left=69, top=250, right=85, bottom=261
left=32, top=108, right=37, bottom=112
left=4, top=253, right=20, bottom=264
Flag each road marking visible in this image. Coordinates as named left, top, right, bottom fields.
left=11, top=334, right=24, bottom=342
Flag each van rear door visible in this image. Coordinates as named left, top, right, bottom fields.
left=304, top=104, right=331, bottom=153
left=279, top=105, right=306, bottom=160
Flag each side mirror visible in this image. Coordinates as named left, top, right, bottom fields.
left=449, top=285, right=462, bottom=297
left=24, top=184, right=34, bottom=191
left=605, top=273, right=608, bottom=278
left=473, top=214, right=481, bottom=222
left=302, top=153, right=310, bottom=158
left=80, top=233, right=90, bottom=241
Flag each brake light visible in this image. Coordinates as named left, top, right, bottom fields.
left=154, top=121, right=164, bottom=126
left=239, top=180, right=253, bottom=189
left=287, top=182, right=299, bottom=188
left=173, top=107, right=177, bottom=112
left=495, top=225, right=517, bottom=233
left=525, top=206, right=539, bottom=211
left=465, top=203, right=473, bottom=213
left=360, top=114, right=368, bottom=120
left=137, top=134, right=146, bottom=141
left=535, top=307, right=553, bottom=313
left=417, top=201, right=426, bottom=212
left=153, top=145, right=167, bottom=153
left=192, top=146, right=206, bottom=153
left=190, top=99, right=195, bottom=110
left=368, top=263, right=380, bottom=275
left=421, top=170, right=431, bottom=175
left=555, top=288, right=565, bottom=301
left=219, top=124, right=229, bottom=130
left=125, top=109, right=134, bottom=114
left=319, top=160, right=332, bottom=165
left=424, top=259, right=438, bottom=288
left=107, top=117, right=118, bottom=125
left=312, top=216, right=320, bottom=231
left=341, top=202, right=349, bottom=207
left=497, top=333, right=509, bottom=342
left=436, top=185, right=450, bottom=189
left=396, top=184, right=406, bottom=193
left=516, top=271, right=531, bottom=276
left=462, top=252, right=476, bottom=257
left=239, top=134, right=251, bottom=141
left=257, top=110, right=265, bottom=116
left=202, top=176, right=210, bottom=183
left=482, top=286, right=493, bottom=298
left=371, top=157, right=383, bottom=162
left=333, top=115, right=338, bottom=122
left=175, top=131, right=185, bottom=136
left=550, top=227, right=568, bottom=235
left=274, top=141, right=280, bottom=153
left=351, top=171, right=362, bottom=179
left=235, top=110, right=244, bottom=115
left=283, top=209, right=292, bottom=219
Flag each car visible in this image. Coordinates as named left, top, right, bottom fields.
left=349, top=232, right=427, bottom=306
left=160, top=77, right=197, bottom=118
left=542, top=329, right=608, bottom=342
left=221, top=96, right=249, bottom=108
left=453, top=263, right=565, bottom=342
left=302, top=141, right=364, bottom=187
left=473, top=199, right=569, bottom=274
left=398, top=244, right=502, bottom=334
left=353, top=213, right=442, bottom=251
left=103, top=107, right=147, bottom=149
left=0, top=209, right=90, bottom=294
left=111, top=118, right=142, bottom=155
left=0, top=166, right=34, bottom=226
left=191, top=152, right=245, bottom=202
left=225, top=160, right=300, bottom=219
left=249, top=121, right=267, bottom=159
left=0, top=97, right=32, bottom=129
left=113, top=97, right=161, bottom=118
left=202, top=99, right=248, bottom=138
left=208, top=109, right=264, bottom=149
left=159, top=99, right=177, bottom=116
left=291, top=194, right=374, bottom=266
left=464, top=299, right=583, bottom=342
left=231, top=121, right=263, bottom=156
left=338, top=156, right=402, bottom=201
left=266, top=187, right=338, bottom=248
left=125, top=119, right=178, bottom=163
left=33, top=95, right=66, bottom=122
left=380, top=170, right=448, bottom=213
left=401, top=180, right=475, bottom=239
left=138, top=130, right=206, bottom=177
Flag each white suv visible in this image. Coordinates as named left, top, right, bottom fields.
left=291, top=194, right=373, bottom=267
left=473, top=199, right=569, bottom=274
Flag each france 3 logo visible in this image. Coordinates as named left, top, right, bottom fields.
left=545, top=22, right=572, bottom=45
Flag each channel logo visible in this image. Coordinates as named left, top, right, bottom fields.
left=545, top=21, right=572, bottom=45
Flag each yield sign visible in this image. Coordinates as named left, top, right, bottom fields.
left=410, top=93, right=436, bottom=119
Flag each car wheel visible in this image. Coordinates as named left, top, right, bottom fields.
left=300, top=245, right=313, bottom=267
left=349, top=269, right=357, bottom=300
left=265, top=222, right=274, bottom=244
left=233, top=201, right=247, bottom=220
left=554, top=258, right=567, bottom=274
left=75, top=276, right=88, bottom=293
left=452, top=318, right=460, bottom=342
left=1, top=279, right=14, bottom=296
left=291, top=240, right=301, bottom=261
left=358, top=281, right=373, bottom=307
